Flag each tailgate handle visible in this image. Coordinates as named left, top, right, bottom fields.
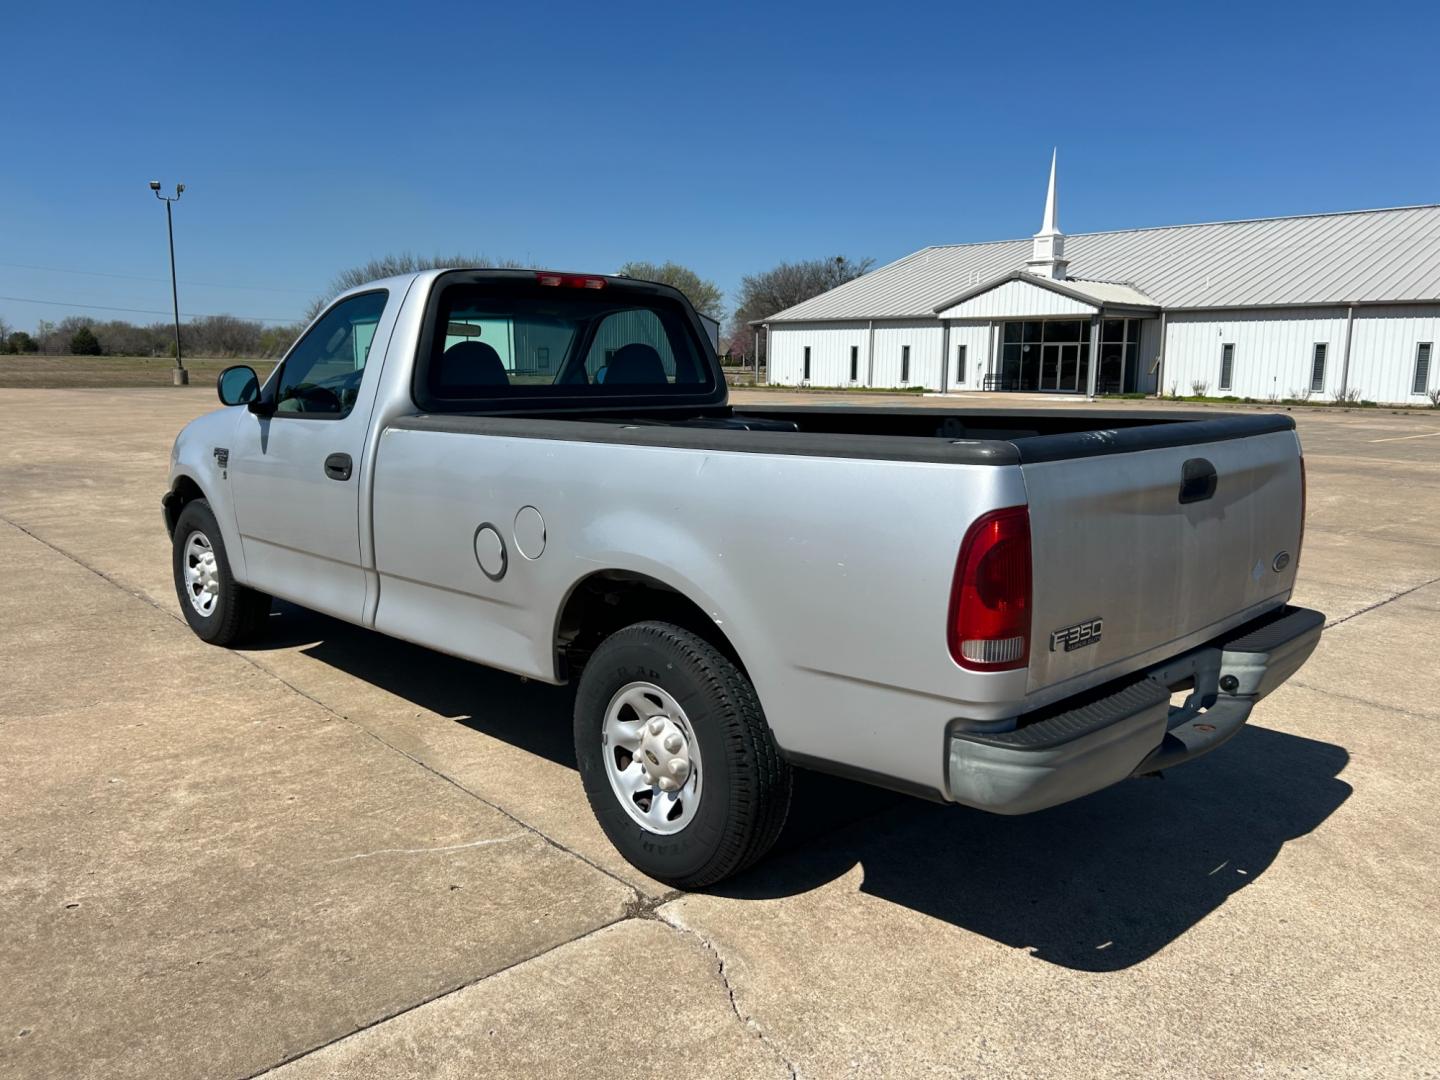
left=1179, top=458, right=1217, bottom=504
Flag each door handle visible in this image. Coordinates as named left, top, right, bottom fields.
left=324, top=453, right=353, bottom=482
left=1179, top=458, right=1217, bottom=504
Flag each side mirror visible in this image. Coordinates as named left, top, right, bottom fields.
left=217, top=365, right=259, bottom=406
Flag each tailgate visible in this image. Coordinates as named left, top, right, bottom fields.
left=1021, top=426, right=1304, bottom=695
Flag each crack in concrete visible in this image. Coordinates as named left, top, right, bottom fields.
left=658, top=907, right=802, bottom=1080
left=1323, top=574, right=1440, bottom=629
left=1286, top=678, right=1438, bottom=722
left=327, top=833, right=529, bottom=863
left=621, top=889, right=682, bottom=920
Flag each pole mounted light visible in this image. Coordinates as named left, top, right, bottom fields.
left=150, top=181, right=188, bottom=385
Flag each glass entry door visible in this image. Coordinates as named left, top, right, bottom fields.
left=1041, top=343, right=1081, bottom=391
left=1002, top=321, right=1096, bottom=392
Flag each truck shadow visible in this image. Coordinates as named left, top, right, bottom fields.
left=256, top=601, right=1351, bottom=973
left=729, top=725, right=1351, bottom=971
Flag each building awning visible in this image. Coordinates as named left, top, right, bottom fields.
left=933, top=271, right=1160, bottom=320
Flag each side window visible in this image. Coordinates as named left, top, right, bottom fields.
left=1414, top=343, right=1433, bottom=395
left=275, top=291, right=388, bottom=417
left=586, top=309, right=680, bottom=384
left=1310, top=343, right=1327, bottom=393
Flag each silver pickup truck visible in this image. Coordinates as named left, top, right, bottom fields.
left=164, top=269, right=1323, bottom=886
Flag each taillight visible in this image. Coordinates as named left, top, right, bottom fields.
left=1296, top=456, right=1307, bottom=570
left=536, top=271, right=605, bottom=289
left=948, top=506, right=1032, bottom=671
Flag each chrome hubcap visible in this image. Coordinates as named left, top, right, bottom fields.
left=182, top=530, right=220, bottom=617
left=602, top=681, right=702, bottom=835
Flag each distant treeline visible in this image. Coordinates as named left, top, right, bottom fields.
left=1, top=314, right=302, bottom=359
left=1, top=252, right=879, bottom=362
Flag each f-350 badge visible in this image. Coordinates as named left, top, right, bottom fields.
left=1050, top=618, right=1103, bottom=652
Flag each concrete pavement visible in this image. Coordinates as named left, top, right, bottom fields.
left=1, top=386, right=1436, bottom=1078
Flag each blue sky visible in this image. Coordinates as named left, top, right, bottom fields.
left=2, top=0, right=1437, bottom=333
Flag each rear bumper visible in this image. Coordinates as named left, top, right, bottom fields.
left=945, top=605, right=1324, bottom=814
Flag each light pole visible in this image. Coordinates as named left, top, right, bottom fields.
left=149, top=180, right=187, bottom=385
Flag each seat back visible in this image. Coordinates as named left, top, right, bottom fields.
left=604, top=343, right=667, bottom=385
left=438, top=341, right=508, bottom=391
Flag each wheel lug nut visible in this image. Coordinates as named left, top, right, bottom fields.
left=663, top=733, right=683, bottom=753
left=647, top=717, right=665, bottom=735
left=658, top=777, right=677, bottom=792
left=668, top=758, right=687, bottom=776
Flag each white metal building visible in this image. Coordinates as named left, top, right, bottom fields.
left=762, top=155, right=1440, bottom=405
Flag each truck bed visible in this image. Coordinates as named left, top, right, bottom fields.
left=391, top=404, right=1294, bottom=466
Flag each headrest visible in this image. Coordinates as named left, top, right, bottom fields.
left=605, top=343, right=667, bottom=385
left=440, top=340, right=508, bottom=387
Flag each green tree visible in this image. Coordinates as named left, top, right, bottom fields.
left=306, top=253, right=527, bottom=321
left=615, top=261, right=725, bottom=321
left=7, top=331, right=38, bottom=354
left=69, top=326, right=103, bottom=355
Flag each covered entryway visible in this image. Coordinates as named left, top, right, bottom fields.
left=934, top=272, right=1159, bottom=395
left=999, top=317, right=1149, bottom=393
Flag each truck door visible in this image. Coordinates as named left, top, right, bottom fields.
left=227, top=289, right=396, bottom=622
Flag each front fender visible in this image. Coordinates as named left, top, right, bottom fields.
left=167, top=406, right=247, bottom=581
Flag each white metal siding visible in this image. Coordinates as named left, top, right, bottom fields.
left=1137, top=317, right=1162, bottom=394
left=871, top=321, right=944, bottom=389
left=772, top=306, right=1440, bottom=402
left=767, top=322, right=870, bottom=386
left=1346, top=305, right=1440, bottom=402
left=1163, top=308, right=1349, bottom=400
left=945, top=322, right=993, bottom=390
left=936, top=278, right=1097, bottom=320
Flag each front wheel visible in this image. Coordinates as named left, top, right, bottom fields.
left=574, top=621, right=792, bottom=888
left=171, top=498, right=271, bottom=646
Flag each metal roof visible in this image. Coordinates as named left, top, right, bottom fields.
left=764, top=204, right=1440, bottom=322
left=934, top=272, right=1158, bottom=313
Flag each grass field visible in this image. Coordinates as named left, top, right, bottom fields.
left=0, top=355, right=277, bottom=389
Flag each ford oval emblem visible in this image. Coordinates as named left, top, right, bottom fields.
left=1272, top=551, right=1291, bottom=572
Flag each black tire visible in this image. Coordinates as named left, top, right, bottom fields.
left=574, top=621, right=792, bottom=888
left=171, top=498, right=271, bottom=646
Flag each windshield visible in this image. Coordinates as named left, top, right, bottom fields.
left=417, top=278, right=717, bottom=409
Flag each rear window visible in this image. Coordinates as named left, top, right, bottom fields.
left=416, top=277, right=718, bottom=410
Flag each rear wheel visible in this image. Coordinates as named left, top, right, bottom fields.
left=574, top=621, right=791, bottom=888
left=171, top=498, right=271, bottom=646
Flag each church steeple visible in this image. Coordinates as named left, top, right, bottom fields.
left=1027, top=149, right=1069, bottom=280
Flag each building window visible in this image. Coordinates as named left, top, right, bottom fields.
left=1310, top=343, right=1327, bottom=393
left=850, top=345, right=859, bottom=382
left=901, top=345, right=911, bottom=383
left=955, top=344, right=967, bottom=385
left=1219, top=343, right=1235, bottom=391
left=1415, top=342, right=1433, bottom=395
left=803, top=346, right=811, bottom=381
